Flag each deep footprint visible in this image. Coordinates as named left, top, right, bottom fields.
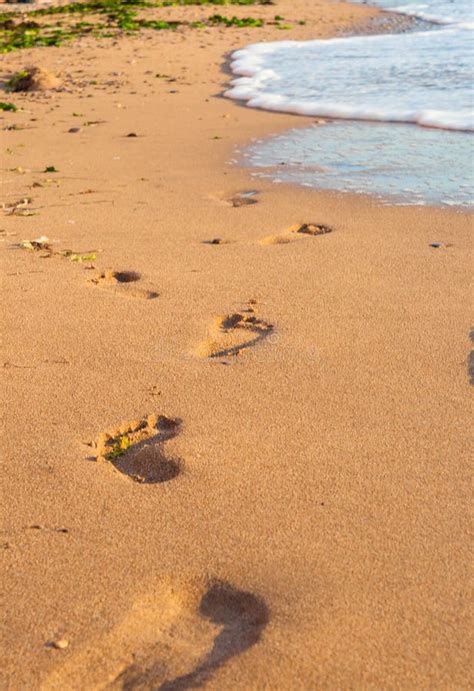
left=195, top=305, right=274, bottom=359
left=93, top=414, right=181, bottom=484
left=260, top=222, right=333, bottom=246
left=90, top=270, right=159, bottom=299
left=43, top=576, right=269, bottom=690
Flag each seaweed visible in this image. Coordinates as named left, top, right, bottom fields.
left=0, top=0, right=270, bottom=52
left=0, top=101, right=17, bottom=111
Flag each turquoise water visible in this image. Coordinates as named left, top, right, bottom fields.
left=353, top=0, right=472, bottom=26
left=240, top=121, right=473, bottom=208
left=227, top=0, right=474, bottom=207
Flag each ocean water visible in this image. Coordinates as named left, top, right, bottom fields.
left=240, top=121, right=473, bottom=207
left=226, top=0, right=474, bottom=207
left=355, top=0, right=472, bottom=26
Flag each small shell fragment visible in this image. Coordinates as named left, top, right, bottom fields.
left=47, top=639, right=69, bottom=650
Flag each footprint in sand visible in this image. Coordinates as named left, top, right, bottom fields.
left=43, top=576, right=269, bottom=690
left=210, top=190, right=259, bottom=208
left=93, top=413, right=181, bottom=484
left=228, top=191, right=259, bottom=207
left=90, top=270, right=158, bottom=300
left=259, top=222, right=333, bottom=246
left=194, top=304, right=274, bottom=360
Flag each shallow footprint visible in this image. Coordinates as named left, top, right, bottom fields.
left=93, top=413, right=181, bottom=484
left=210, top=190, right=259, bottom=208
left=259, top=222, right=332, bottom=246
left=195, top=305, right=273, bottom=359
left=43, top=576, right=269, bottom=691
left=228, top=191, right=259, bottom=207
left=90, top=270, right=158, bottom=300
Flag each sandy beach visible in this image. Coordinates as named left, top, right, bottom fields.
left=1, top=0, right=472, bottom=688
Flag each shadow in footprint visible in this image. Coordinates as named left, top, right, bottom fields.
left=201, top=238, right=231, bottom=246
left=95, top=414, right=182, bottom=484
left=42, top=576, right=269, bottom=690
left=110, top=270, right=141, bottom=283
left=111, top=436, right=181, bottom=484
left=90, top=270, right=158, bottom=299
left=296, top=223, right=332, bottom=236
left=195, top=310, right=274, bottom=360
left=160, top=581, right=269, bottom=690
left=260, top=222, right=333, bottom=246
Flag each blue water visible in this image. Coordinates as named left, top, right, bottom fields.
left=240, top=121, right=473, bottom=207
left=227, top=0, right=474, bottom=207
left=355, top=0, right=472, bottom=26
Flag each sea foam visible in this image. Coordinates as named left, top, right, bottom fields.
left=225, top=1, right=474, bottom=132
left=227, top=0, right=473, bottom=207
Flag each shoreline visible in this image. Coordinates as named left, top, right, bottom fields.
left=2, top=0, right=472, bottom=688
left=234, top=122, right=474, bottom=211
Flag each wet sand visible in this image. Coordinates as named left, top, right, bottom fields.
left=1, top=0, right=472, bottom=688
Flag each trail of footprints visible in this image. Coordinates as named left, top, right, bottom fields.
left=203, top=221, right=333, bottom=247
left=205, top=190, right=333, bottom=246
left=20, top=182, right=467, bottom=685
left=43, top=191, right=333, bottom=687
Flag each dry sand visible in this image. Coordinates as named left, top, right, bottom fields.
left=1, top=0, right=472, bottom=688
